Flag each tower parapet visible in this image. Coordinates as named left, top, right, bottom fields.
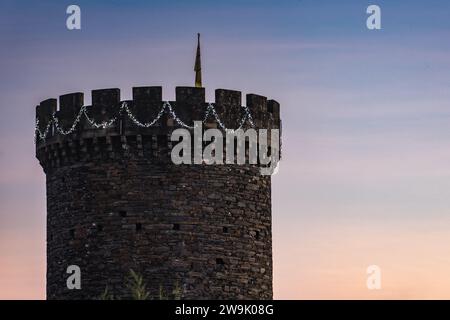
left=36, top=87, right=281, bottom=173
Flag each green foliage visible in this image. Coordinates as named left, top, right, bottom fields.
left=99, top=286, right=115, bottom=300
left=172, top=280, right=182, bottom=300
left=127, top=269, right=150, bottom=300
left=159, top=284, right=167, bottom=300
left=98, top=269, right=183, bottom=300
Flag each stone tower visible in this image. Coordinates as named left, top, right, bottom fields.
left=35, top=86, right=281, bottom=299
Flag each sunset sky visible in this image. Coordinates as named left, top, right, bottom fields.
left=1, top=0, right=450, bottom=299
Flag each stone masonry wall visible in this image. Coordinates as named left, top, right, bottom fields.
left=36, top=87, right=280, bottom=300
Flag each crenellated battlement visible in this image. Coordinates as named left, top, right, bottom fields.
left=35, top=87, right=281, bottom=173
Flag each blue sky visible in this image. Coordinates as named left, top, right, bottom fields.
left=1, top=0, right=450, bottom=298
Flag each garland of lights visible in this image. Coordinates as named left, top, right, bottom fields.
left=35, top=101, right=256, bottom=142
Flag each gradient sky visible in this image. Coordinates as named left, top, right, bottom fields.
left=1, top=0, right=450, bottom=299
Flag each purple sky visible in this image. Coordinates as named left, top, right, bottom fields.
left=1, top=0, right=450, bottom=299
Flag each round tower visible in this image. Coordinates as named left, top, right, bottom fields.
left=35, top=86, right=281, bottom=299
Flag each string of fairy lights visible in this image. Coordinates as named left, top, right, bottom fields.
left=35, top=101, right=256, bottom=142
